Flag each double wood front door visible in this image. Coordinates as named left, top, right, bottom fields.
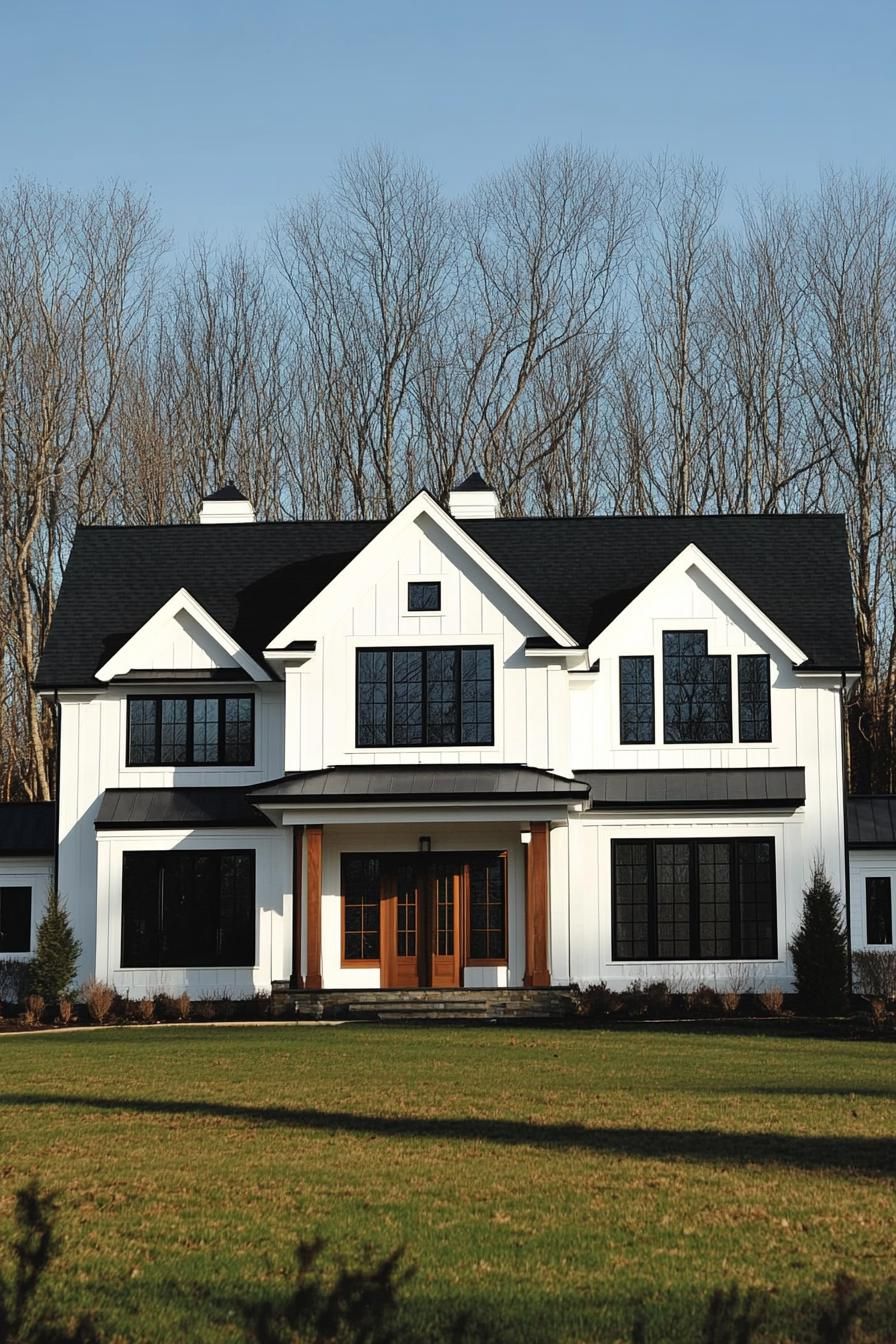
left=381, top=857, right=463, bottom=989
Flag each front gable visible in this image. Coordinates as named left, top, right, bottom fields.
left=95, top=589, right=271, bottom=683
left=586, top=544, right=807, bottom=667
left=266, top=493, right=576, bottom=651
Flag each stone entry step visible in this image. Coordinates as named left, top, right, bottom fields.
left=270, top=985, right=574, bottom=1023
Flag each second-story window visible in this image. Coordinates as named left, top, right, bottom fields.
left=127, top=695, right=254, bottom=766
left=620, top=656, right=655, bottom=744
left=738, top=655, right=772, bottom=742
left=356, top=647, right=493, bottom=747
left=663, top=631, right=732, bottom=744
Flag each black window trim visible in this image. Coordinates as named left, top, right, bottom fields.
left=737, top=653, right=773, bottom=744
left=610, top=836, right=778, bottom=962
left=407, top=580, right=442, bottom=613
left=662, top=628, right=733, bottom=746
left=119, top=848, right=257, bottom=969
left=619, top=655, right=656, bottom=745
left=0, top=884, right=32, bottom=955
left=865, top=875, right=893, bottom=946
left=126, top=694, right=255, bottom=767
left=355, top=645, right=495, bottom=749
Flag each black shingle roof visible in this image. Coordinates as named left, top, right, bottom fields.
left=0, top=803, right=55, bottom=856
left=847, top=796, right=896, bottom=849
left=36, top=510, right=859, bottom=688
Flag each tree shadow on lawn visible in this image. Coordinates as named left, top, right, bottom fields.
left=5, top=1093, right=895, bottom=1177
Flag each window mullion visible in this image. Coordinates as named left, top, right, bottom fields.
left=731, top=841, right=742, bottom=958
left=155, top=698, right=162, bottom=764
left=689, top=840, right=700, bottom=959
left=218, top=696, right=226, bottom=764
left=387, top=652, right=394, bottom=747
left=422, top=648, right=429, bottom=746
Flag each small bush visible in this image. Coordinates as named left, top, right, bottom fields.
left=867, top=998, right=888, bottom=1027
left=194, top=996, right=217, bottom=1021
left=176, top=991, right=191, bottom=1022
left=852, top=949, right=896, bottom=1003
left=22, top=994, right=45, bottom=1026
left=759, top=988, right=784, bottom=1016
left=720, top=990, right=741, bottom=1015
left=154, top=992, right=179, bottom=1023
left=80, top=977, right=116, bottom=1025
left=0, top=958, right=30, bottom=1010
left=687, top=984, right=722, bottom=1018
left=57, top=997, right=73, bottom=1026
left=571, top=981, right=621, bottom=1019
left=128, top=995, right=155, bottom=1024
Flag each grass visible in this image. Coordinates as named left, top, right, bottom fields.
left=0, top=1024, right=894, bottom=1342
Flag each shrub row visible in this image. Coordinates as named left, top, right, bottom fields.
left=0, top=980, right=277, bottom=1027
left=570, top=974, right=895, bottom=1023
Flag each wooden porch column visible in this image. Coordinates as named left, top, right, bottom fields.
left=290, top=824, right=304, bottom=990
left=304, top=824, right=323, bottom=991
left=523, top=821, right=551, bottom=988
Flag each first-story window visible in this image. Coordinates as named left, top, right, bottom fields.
left=612, top=837, right=777, bottom=961
left=468, top=855, right=507, bottom=961
left=126, top=695, right=254, bottom=766
left=0, top=887, right=31, bottom=954
left=342, top=856, right=382, bottom=962
left=121, top=850, right=255, bottom=967
left=356, top=646, right=493, bottom=747
left=866, top=876, right=893, bottom=945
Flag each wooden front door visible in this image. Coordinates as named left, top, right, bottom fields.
left=381, top=858, right=462, bottom=989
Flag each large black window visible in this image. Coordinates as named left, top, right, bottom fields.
left=127, top=696, right=254, bottom=766
left=620, top=656, right=655, bottom=744
left=356, top=647, right=493, bottom=747
left=738, top=655, right=772, bottom=742
left=612, top=838, right=776, bottom=961
left=866, top=877, right=893, bottom=945
left=121, top=851, right=255, bottom=967
left=0, top=887, right=31, bottom=954
left=663, top=631, right=732, bottom=744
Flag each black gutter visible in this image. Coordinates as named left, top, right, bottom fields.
left=840, top=671, right=853, bottom=990
left=52, top=690, right=61, bottom=896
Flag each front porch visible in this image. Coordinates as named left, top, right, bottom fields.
left=249, top=763, right=589, bottom=993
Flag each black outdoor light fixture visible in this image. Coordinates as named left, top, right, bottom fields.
left=418, top=835, right=431, bottom=853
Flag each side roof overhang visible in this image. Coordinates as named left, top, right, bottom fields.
left=95, top=788, right=274, bottom=830
left=847, top=796, right=896, bottom=850
left=0, top=803, right=55, bottom=857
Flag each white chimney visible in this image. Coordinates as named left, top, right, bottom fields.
left=447, top=470, right=501, bottom=520
left=199, top=483, right=256, bottom=524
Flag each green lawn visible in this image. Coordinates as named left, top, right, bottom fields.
left=0, top=1024, right=894, bottom=1342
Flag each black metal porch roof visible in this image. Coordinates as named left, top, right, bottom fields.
left=250, top=765, right=589, bottom=806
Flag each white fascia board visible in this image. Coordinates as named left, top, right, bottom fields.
left=586, top=543, right=807, bottom=666
left=267, top=491, right=576, bottom=649
left=265, top=803, right=580, bottom=827
left=95, top=588, right=271, bottom=683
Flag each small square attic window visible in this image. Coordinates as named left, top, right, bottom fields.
left=408, top=581, right=441, bottom=612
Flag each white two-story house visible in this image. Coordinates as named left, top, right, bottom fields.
left=11, top=473, right=872, bottom=1000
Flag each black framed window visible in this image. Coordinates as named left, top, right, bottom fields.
left=408, top=581, right=441, bottom=612
left=612, top=838, right=776, bottom=961
left=0, top=887, right=31, bottom=954
left=356, top=647, right=493, bottom=747
left=738, top=655, right=772, bottom=742
left=126, top=696, right=254, bottom=766
left=341, top=856, right=382, bottom=962
left=663, top=631, right=732, bottom=744
left=468, top=855, right=507, bottom=961
left=866, top=876, right=893, bottom=945
left=620, top=656, right=655, bottom=744
left=121, top=850, right=255, bottom=967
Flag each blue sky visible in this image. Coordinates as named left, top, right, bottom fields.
left=1, top=0, right=893, bottom=244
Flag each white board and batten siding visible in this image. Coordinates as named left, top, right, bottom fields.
left=849, top=851, right=896, bottom=954
left=0, top=856, right=53, bottom=962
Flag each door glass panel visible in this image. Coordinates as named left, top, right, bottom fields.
left=395, top=863, right=417, bottom=958
left=434, top=868, right=454, bottom=957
